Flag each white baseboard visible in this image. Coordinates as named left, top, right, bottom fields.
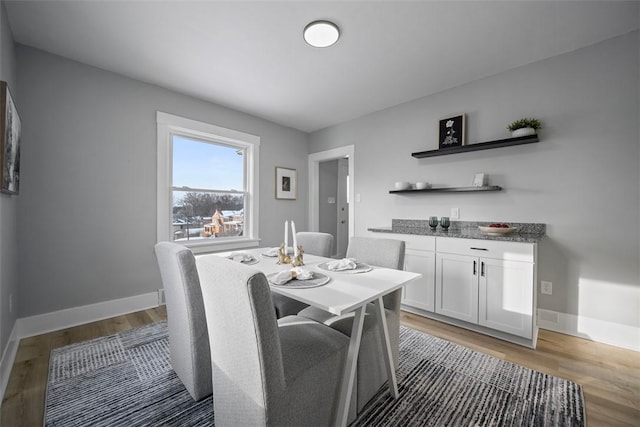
left=0, top=322, right=20, bottom=406
left=537, top=309, right=640, bottom=352
left=16, top=292, right=159, bottom=339
left=0, top=292, right=160, bottom=404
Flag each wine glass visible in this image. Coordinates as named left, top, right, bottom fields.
left=428, top=216, right=438, bottom=230
left=440, top=216, right=450, bottom=230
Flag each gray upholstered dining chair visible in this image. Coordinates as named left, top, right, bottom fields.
left=154, top=242, right=212, bottom=401
left=298, top=236, right=406, bottom=413
left=195, top=255, right=350, bottom=426
left=296, top=231, right=334, bottom=257
left=272, top=231, right=335, bottom=318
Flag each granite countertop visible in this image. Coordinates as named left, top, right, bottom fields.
left=368, top=219, right=546, bottom=243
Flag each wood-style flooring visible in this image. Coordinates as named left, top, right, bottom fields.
left=1, top=307, right=638, bottom=426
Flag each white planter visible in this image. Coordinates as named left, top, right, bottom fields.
left=511, top=127, right=536, bottom=137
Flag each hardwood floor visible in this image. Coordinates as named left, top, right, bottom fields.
left=1, top=307, right=638, bottom=426
left=401, top=312, right=640, bottom=426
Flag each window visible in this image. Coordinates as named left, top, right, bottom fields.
left=157, top=112, right=260, bottom=253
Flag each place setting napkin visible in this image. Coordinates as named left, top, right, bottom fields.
left=319, top=257, right=373, bottom=274
left=268, top=267, right=331, bottom=288
left=326, top=258, right=358, bottom=271
left=226, top=252, right=258, bottom=265
left=270, top=267, right=314, bottom=285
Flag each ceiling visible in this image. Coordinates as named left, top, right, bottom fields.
left=4, top=1, right=639, bottom=133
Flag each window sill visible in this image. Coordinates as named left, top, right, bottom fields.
left=182, top=237, right=261, bottom=255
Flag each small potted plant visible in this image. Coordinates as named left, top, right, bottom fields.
left=507, top=118, right=543, bottom=137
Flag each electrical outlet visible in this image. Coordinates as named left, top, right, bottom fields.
left=541, top=281, right=553, bottom=295
left=451, top=207, right=460, bottom=219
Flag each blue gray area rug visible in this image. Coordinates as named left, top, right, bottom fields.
left=45, top=321, right=585, bottom=426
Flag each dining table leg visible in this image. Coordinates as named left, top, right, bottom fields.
left=335, top=305, right=366, bottom=427
left=373, top=297, right=399, bottom=398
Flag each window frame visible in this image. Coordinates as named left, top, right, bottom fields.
left=157, top=111, right=260, bottom=253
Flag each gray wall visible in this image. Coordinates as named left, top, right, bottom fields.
left=15, top=45, right=308, bottom=317
left=309, top=32, right=640, bottom=330
left=0, top=0, right=18, bottom=355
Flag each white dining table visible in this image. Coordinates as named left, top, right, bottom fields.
left=197, top=247, right=422, bottom=427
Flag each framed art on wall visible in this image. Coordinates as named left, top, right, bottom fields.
left=275, top=167, right=297, bottom=200
left=439, top=113, right=465, bottom=149
left=0, top=81, right=21, bottom=195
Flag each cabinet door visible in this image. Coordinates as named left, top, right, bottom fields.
left=402, top=249, right=435, bottom=312
left=435, top=253, right=478, bottom=323
left=478, top=258, right=534, bottom=338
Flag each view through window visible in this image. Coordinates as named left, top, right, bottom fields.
left=172, top=135, right=246, bottom=242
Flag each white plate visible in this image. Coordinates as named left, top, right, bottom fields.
left=267, top=272, right=330, bottom=288
left=316, top=262, right=373, bottom=274
left=478, top=226, right=517, bottom=235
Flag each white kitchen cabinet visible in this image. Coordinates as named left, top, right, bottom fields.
left=479, top=258, right=534, bottom=338
left=378, top=233, right=436, bottom=312
left=403, top=248, right=436, bottom=311
left=367, top=230, right=539, bottom=347
left=435, top=252, right=478, bottom=323
left=435, top=237, right=536, bottom=340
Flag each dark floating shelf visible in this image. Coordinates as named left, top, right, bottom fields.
left=412, top=135, right=539, bottom=159
left=389, top=185, right=503, bottom=194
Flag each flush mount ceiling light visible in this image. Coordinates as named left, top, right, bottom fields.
left=303, top=20, right=340, bottom=48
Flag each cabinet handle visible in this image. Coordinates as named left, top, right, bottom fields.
left=470, top=247, right=488, bottom=251
left=473, top=260, right=477, bottom=275
left=481, top=261, right=485, bottom=277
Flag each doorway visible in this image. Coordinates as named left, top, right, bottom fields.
left=317, top=159, right=349, bottom=257
left=308, top=145, right=355, bottom=257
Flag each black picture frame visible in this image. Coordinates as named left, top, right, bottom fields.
left=438, top=114, right=465, bottom=149
left=275, top=167, right=297, bottom=200
left=0, top=81, right=21, bottom=195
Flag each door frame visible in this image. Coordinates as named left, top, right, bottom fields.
left=308, top=145, right=355, bottom=240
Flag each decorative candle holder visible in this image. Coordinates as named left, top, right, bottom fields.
left=277, top=244, right=305, bottom=266
left=277, top=243, right=292, bottom=265
left=291, top=245, right=305, bottom=267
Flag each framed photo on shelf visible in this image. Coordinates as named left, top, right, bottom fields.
left=275, top=167, right=297, bottom=200
left=472, top=173, right=487, bottom=187
left=439, top=113, right=465, bottom=149
left=0, top=81, right=21, bottom=195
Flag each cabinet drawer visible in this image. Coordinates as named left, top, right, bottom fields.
left=383, top=233, right=435, bottom=251
left=436, top=237, right=534, bottom=262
